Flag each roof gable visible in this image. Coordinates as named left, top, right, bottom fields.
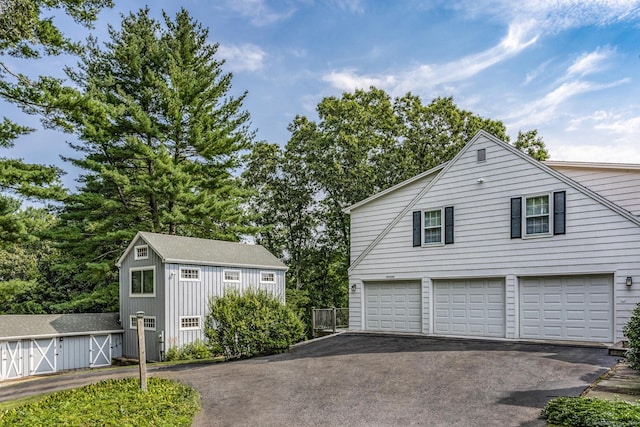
left=117, top=232, right=287, bottom=270
left=348, top=130, right=640, bottom=272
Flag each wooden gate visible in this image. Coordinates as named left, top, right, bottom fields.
left=30, top=338, right=56, bottom=375
left=2, top=341, right=23, bottom=380
left=90, top=334, right=111, bottom=367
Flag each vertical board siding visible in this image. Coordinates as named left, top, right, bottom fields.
left=165, top=263, right=286, bottom=352
left=120, top=236, right=165, bottom=360
left=349, top=135, right=640, bottom=342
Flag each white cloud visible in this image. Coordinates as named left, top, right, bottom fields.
left=217, top=43, right=266, bottom=72
left=567, top=46, right=614, bottom=77
left=226, top=0, right=296, bottom=26
left=323, top=19, right=539, bottom=95
left=331, top=0, right=365, bottom=14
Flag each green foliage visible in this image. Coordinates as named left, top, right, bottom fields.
left=205, top=288, right=305, bottom=360
left=542, top=396, right=640, bottom=426
left=41, top=7, right=254, bottom=311
left=624, top=302, right=640, bottom=370
left=514, top=129, right=549, bottom=161
left=165, top=339, right=212, bottom=361
left=244, top=88, right=538, bottom=326
left=0, top=377, right=200, bottom=426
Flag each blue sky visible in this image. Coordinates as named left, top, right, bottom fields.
left=4, top=0, right=640, bottom=191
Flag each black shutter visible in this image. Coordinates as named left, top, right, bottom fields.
left=510, top=197, right=522, bottom=239
left=553, top=191, right=566, bottom=235
left=413, top=211, right=421, bottom=247
left=444, top=206, right=454, bottom=244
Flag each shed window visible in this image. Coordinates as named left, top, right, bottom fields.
left=130, top=267, right=155, bottom=297
left=129, top=315, right=156, bottom=331
left=180, top=268, right=200, bottom=281
left=134, top=245, right=148, bottom=260
left=260, top=272, right=275, bottom=283
left=223, top=270, right=240, bottom=282
left=180, top=316, right=201, bottom=330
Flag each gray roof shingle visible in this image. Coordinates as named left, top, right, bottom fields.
left=117, top=232, right=287, bottom=270
left=0, top=313, right=123, bottom=340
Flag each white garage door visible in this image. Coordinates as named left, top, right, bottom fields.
left=434, top=278, right=505, bottom=337
left=520, top=275, right=612, bottom=342
left=365, top=281, right=421, bottom=333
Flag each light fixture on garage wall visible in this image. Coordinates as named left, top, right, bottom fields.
left=477, top=178, right=484, bottom=184
left=627, top=277, right=633, bottom=287
left=351, top=283, right=356, bottom=292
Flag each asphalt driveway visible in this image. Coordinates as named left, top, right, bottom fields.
left=163, top=333, right=616, bottom=427
left=0, top=333, right=618, bottom=426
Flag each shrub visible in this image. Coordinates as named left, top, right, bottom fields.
left=205, top=287, right=305, bottom=360
left=542, top=396, right=640, bottom=427
left=624, top=302, right=640, bottom=370
left=0, top=377, right=200, bottom=426
left=165, top=339, right=212, bottom=361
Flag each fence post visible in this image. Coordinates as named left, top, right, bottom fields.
left=311, top=307, right=316, bottom=338
left=332, top=306, right=337, bottom=333
left=136, top=311, right=148, bottom=392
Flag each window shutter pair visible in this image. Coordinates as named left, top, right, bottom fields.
left=510, top=191, right=565, bottom=238
left=412, top=207, right=454, bottom=246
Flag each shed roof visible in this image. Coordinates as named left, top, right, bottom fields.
left=117, top=232, right=288, bottom=270
left=0, top=313, right=123, bottom=340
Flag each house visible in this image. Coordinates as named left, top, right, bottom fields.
left=0, top=313, right=123, bottom=381
left=116, top=231, right=287, bottom=361
left=345, top=130, right=640, bottom=344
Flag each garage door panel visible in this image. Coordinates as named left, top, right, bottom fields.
left=519, top=275, right=612, bottom=342
left=365, top=281, right=421, bottom=333
left=434, top=279, right=505, bottom=338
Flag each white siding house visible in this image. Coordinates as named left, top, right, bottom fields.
left=345, top=131, right=640, bottom=344
left=117, top=232, right=287, bottom=361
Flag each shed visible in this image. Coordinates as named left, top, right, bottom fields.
left=0, top=313, right=123, bottom=381
left=117, top=232, right=288, bottom=361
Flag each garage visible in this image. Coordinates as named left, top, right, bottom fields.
left=519, top=275, right=613, bottom=342
left=364, top=281, right=421, bottom=333
left=433, top=278, right=505, bottom=337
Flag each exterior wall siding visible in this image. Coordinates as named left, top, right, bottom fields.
left=164, top=264, right=286, bottom=352
left=549, top=166, right=640, bottom=215
left=120, top=236, right=165, bottom=360
left=349, top=134, right=640, bottom=342
left=0, top=333, right=123, bottom=381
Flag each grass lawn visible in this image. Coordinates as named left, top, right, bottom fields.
left=0, top=377, right=200, bottom=426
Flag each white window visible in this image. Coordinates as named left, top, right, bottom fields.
left=180, top=316, right=201, bottom=330
left=180, top=268, right=200, bottom=281
left=223, top=270, right=240, bottom=282
left=260, top=271, right=275, bottom=284
left=129, top=315, right=156, bottom=331
left=130, top=267, right=155, bottom=297
left=525, top=194, right=550, bottom=236
left=134, top=245, right=148, bottom=260
left=423, top=209, right=442, bottom=244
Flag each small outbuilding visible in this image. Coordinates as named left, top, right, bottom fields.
left=117, top=232, right=287, bottom=361
left=0, top=313, right=123, bottom=381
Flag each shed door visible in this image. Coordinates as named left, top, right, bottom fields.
left=30, top=338, right=56, bottom=375
left=2, top=341, right=23, bottom=379
left=365, top=281, right=422, bottom=333
left=520, top=275, right=613, bottom=342
left=434, top=278, right=506, bottom=337
left=90, top=335, right=111, bottom=367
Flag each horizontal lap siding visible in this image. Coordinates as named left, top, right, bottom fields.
left=349, top=135, right=640, bottom=341
left=350, top=174, right=437, bottom=262
left=551, top=167, right=640, bottom=215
